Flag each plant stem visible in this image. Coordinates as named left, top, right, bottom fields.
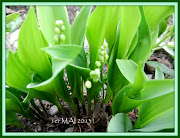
left=30, top=99, right=46, bottom=118
left=56, top=97, right=67, bottom=116
left=39, top=99, right=49, bottom=117
left=100, top=64, right=105, bottom=99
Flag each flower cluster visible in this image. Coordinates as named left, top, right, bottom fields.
left=97, top=39, right=109, bottom=64
left=54, top=20, right=66, bottom=45
left=85, top=39, right=109, bottom=89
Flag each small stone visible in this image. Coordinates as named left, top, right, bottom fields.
left=147, top=74, right=153, bottom=80
left=37, top=125, right=42, bottom=132
left=49, top=105, right=59, bottom=116
left=49, top=130, right=55, bottom=132
left=65, top=127, right=73, bottom=132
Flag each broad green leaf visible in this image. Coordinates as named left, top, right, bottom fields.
left=42, top=45, right=82, bottom=61
left=66, top=66, right=85, bottom=106
left=158, top=19, right=168, bottom=37
left=125, top=32, right=138, bottom=58
left=27, top=59, right=68, bottom=93
left=107, top=21, right=129, bottom=97
left=116, top=59, right=138, bottom=83
left=108, top=113, right=132, bottom=132
left=155, top=66, right=164, bottom=79
left=146, top=61, right=174, bottom=78
left=127, top=63, right=148, bottom=99
left=105, top=6, right=121, bottom=53
left=71, top=6, right=92, bottom=46
left=6, top=13, right=20, bottom=24
left=36, top=6, right=71, bottom=45
left=6, top=51, right=32, bottom=91
left=6, top=112, right=24, bottom=128
left=18, top=6, right=52, bottom=81
left=117, top=6, right=141, bottom=59
left=144, top=6, right=174, bottom=31
left=112, top=79, right=174, bottom=115
left=86, top=6, right=112, bottom=69
left=129, top=6, right=152, bottom=63
left=6, top=91, right=24, bottom=114
left=133, top=92, right=174, bottom=132
left=6, top=13, right=21, bottom=32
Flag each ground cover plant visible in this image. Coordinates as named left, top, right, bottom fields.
left=5, top=5, right=175, bottom=132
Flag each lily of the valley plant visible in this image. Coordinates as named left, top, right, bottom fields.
left=6, top=5, right=175, bottom=132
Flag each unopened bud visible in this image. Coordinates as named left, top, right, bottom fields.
left=100, top=51, right=105, bottom=55
left=54, top=35, right=60, bottom=44
left=90, top=70, right=95, bottom=78
left=167, top=42, right=174, bottom=49
left=85, top=80, right=92, bottom=89
left=95, top=61, right=101, bottom=67
left=95, top=68, right=100, bottom=75
left=104, top=54, right=109, bottom=61
left=100, top=46, right=104, bottom=50
left=103, top=39, right=108, bottom=48
left=55, top=27, right=61, bottom=34
left=99, top=55, right=104, bottom=62
left=60, top=25, right=65, bottom=32
left=60, top=34, right=65, bottom=43
left=56, top=20, right=63, bottom=28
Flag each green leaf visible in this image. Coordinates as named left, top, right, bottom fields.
left=162, top=46, right=174, bottom=59
left=42, top=45, right=82, bottom=61
left=18, top=6, right=52, bottom=81
left=146, top=61, right=174, bottom=78
left=112, top=79, right=174, bottom=115
left=6, top=90, right=24, bottom=114
left=143, top=6, right=174, bottom=31
left=36, top=6, right=71, bottom=45
left=158, top=19, right=168, bottom=37
left=105, top=6, right=121, bottom=53
left=155, top=66, right=164, bottom=79
left=6, top=51, right=32, bottom=91
left=6, top=13, right=21, bottom=32
left=127, top=62, right=148, bottom=99
left=86, top=6, right=112, bottom=69
left=129, top=6, right=152, bottom=63
left=116, top=59, right=138, bottom=83
left=117, top=6, right=141, bottom=59
left=26, top=59, right=68, bottom=93
left=71, top=6, right=92, bottom=46
left=133, top=92, right=174, bottom=132
left=108, top=113, right=132, bottom=132
left=6, top=112, right=24, bottom=128
left=107, top=21, right=129, bottom=97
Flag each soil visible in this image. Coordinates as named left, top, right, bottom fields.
left=5, top=6, right=174, bottom=132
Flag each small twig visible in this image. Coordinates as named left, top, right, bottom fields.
left=128, top=112, right=138, bottom=118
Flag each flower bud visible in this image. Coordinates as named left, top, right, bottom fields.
left=55, top=27, right=61, bottom=34
left=60, top=34, right=65, bottom=43
left=99, top=55, right=104, bottom=62
left=54, top=35, right=60, bottom=44
left=103, top=39, right=108, bottom=48
left=90, top=70, right=95, bottom=78
left=56, top=20, right=63, bottom=28
left=95, top=68, right=100, bottom=75
left=60, top=25, right=65, bottom=32
left=100, top=46, right=104, bottom=50
left=100, top=51, right=105, bottom=55
left=95, top=61, right=101, bottom=67
left=85, top=80, right=92, bottom=89
left=104, top=54, right=109, bottom=61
